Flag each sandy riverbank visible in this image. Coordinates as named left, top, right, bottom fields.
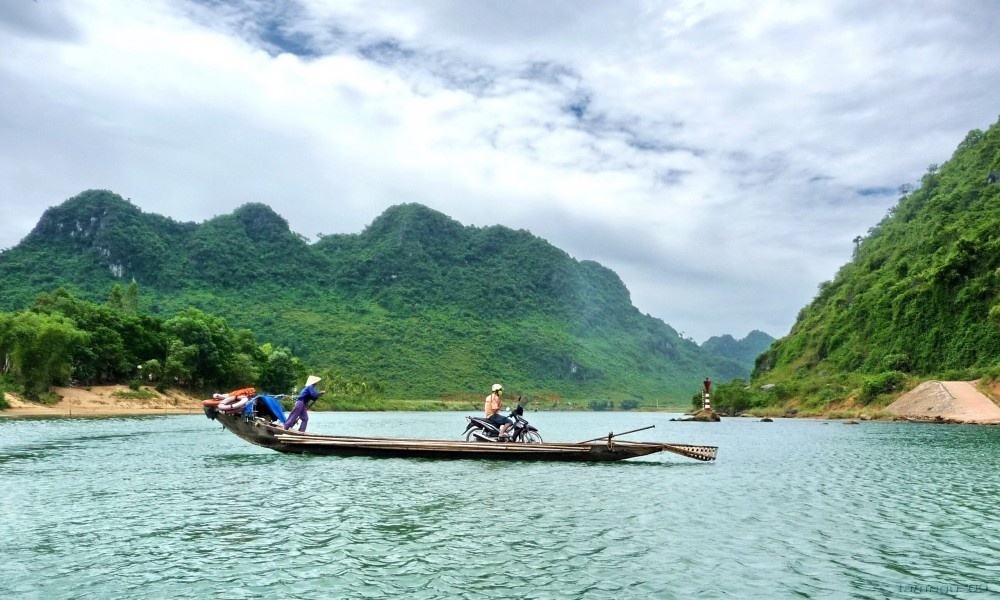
left=1, top=386, right=205, bottom=417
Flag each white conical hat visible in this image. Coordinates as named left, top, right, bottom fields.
left=306, top=375, right=322, bottom=386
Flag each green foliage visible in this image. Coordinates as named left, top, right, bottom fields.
left=934, top=367, right=984, bottom=381
left=0, top=310, right=85, bottom=398
left=706, top=379, right=798, bottom=415
left=754, top=117, right=1000, bottom=407
left=711, top=379, right=753, bottom=415
left=858, top=371, right=909, bottom=404
left=588, top=399, right=613, bottom=411
left=691, top=392, right=703, bottom=411
left=880, top=353, right=911, bottom=372
left=139, top=359, right=163, bottom=383
left=0, top=387, right=8, bottom=410
left=30, top=287, right=169, bottom=384
left=153, top=309, right=285, bottom=391
left=257, top=344, right=301, bottom=395
left=983, top=362, right=1000, bottom=381
left=620, top=399, right=640, bottom=411
left=0, top=286, right=309, bottom=398
left=113, top=387, right=158, bottom=400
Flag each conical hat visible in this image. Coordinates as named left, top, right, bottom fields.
left=305, top=375, right=322, bottom=387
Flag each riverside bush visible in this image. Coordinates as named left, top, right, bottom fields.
left=858, top=371, right=908, bottom=404
left=112, top=388, right=159, bottom=400
left=935, top=367, right=983, bottom=381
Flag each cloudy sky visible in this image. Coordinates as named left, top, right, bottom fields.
left=1, top=0, right=998, bottom=342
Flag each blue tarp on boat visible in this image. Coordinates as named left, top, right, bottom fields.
left=244, top=394, right=286, bottom=424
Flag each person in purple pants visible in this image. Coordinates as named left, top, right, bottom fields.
left=284, top=375, right=324, bottom=432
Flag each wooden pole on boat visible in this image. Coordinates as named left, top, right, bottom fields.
left=578, top=425, right=655, bottom=444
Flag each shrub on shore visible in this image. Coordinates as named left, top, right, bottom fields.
left=112, top=388, right=159, bottom=400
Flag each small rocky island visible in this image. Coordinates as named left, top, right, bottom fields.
left=671, top=408, right=721, bottom=422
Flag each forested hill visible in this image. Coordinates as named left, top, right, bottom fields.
left=0, top=191, right=748, bottom=402
left=754, top=118, right=1000, bottom=403
left=701, top=330, right=775, bottom=371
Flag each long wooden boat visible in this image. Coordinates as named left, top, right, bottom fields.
left=205, top=407, right=718, bottom=463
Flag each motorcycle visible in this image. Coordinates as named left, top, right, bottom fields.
left=463, top=402, right=543, bottom=443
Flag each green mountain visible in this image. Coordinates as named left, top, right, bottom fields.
left=701, top=330, right=775, bottom=371
left=0, top=190, right=748, bottom=403
left=754, top=118, right=1000, bottom=405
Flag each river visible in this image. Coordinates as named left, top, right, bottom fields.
left=1, top=411, right=997, bottom=599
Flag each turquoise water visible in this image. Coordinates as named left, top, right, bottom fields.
left=1, top=412, right=998, bottom=599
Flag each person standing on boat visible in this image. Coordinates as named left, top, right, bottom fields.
left=284, top=375, right=324, bottom=432
left=485, top=383, right=513, bottom=439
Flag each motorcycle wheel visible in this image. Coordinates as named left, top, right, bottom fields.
left=465, top=429, right=479, bottom=442
left=523, top=431, right=543, bottom=443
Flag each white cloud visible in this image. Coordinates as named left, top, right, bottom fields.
left=1, top=0, right=998, bottom=342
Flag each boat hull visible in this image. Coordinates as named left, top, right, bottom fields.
left=206, top=408, right=717, bottom=462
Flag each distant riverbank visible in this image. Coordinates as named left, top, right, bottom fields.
left=5, top=381, right=999, bottom=423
